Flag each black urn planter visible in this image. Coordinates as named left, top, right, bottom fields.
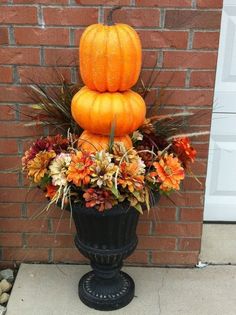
left=72, top=202, right=140, bottom=311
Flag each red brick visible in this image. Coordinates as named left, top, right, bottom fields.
left=180, top=208, right=203, bottom=222
left=0, top=173, right=19, bottom=187
left=14, top=0, right=67, bottom=3
left=18, top=67, right=72, bottom=84
left=142, top=207, right=176, bottom=221
left=0, top=27, right=8, bottom=45
left=76, top=0, right=130, bottom=4
left=152, top=251, right=198, bottom=265
left=0, top=156, right=21, bottom=171
left=0, top=105, right=16, bottom=121
left=43, top=8, right=98, bottom=26
left=27, top=234, right=74, bottom=247
left=192, top=143, right=209, bottom=159
left=163, top=51, right=217, bottom=69
left=74, top=29, right=86, bottom=46
left=155, top=222, right=202, bottom=237
left=137, top=221, right=151, bottom=235
left=159, top=192, right=203, bottom=207
left=196, top=0, right=223, bottom=9
left=138, top=30, right=188, bottom=49
left=15, top=28, right=70, bottom=46
left=141, top=70, right=186, bottom=87
left=178, top=238, right=201, bottom=251
left=193, top=32, right=220, bottom=49
left=0, top=203, right=22, bottom=218
left=0, top=218, right=48, bottom=232
left=190, top=71, right=216, bottom=88
left=0, top=87, right=32, bottom=103
left=138, top=236, right=176, bottom=250
left=104, top=8, right=160, bottom=28
left=51, top=219, right=76, bottom=233
left=0, top=66, right=12, bottom=83
left=0, top=6, right=37, bottom=24
left=26, top=203, right=70, bottom=218
left=0, top=139, right=18, bottom=154
left=0, top=233, right=22, bottom=247
left=0, top=188, right=45, bottom=203
left=125, top=250, right=148, bottom=265
left=45, top=48, right=77, bottom=66
left=0, top=47, right=40, bottom=65
left=182, top=177, right=205, bottom=191
left=3, top=248, right=49, bottom=262
left=191, top=160, right=207, bottom=176
left=53, top=248, right=87, bottom=262
left=161, top=89, right=213, bottom=106
left=165, top=10, right=222, bottom=29
left=142, top=50, right=159, bottom=68
left=187, top=108, right=212, bottom=125
left=0, top=122, right=44, bottom=137
left=136, top=0, right=191, bottom=7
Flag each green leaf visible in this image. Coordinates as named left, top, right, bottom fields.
left=133, top=203, right=143, bottom=214
left=108, top=118, right=116, bottom=153
left=110, top=185, right=119, bottom=198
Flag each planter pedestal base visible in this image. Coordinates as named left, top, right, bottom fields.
left=79, top=270, right=134, bottom=311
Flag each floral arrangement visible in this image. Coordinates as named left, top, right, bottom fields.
left=22, top=119, right=196, bottom=213
left=21, top=7, right=200, bottom=214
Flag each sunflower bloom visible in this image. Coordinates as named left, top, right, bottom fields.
left=151, top=153, right=184, bottom=192
left=67, top=151, right=94, bottom=187
left=27, top=151, right=56, bottom=184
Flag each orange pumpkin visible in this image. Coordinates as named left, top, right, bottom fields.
left=79, top=9, right=142, bottom=92
left=71, top=86, right=146, bottom=136
left=78, top=130, right=132, bottom=152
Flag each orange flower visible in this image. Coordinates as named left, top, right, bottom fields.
left=27, top=151, right=56, bottom=184
left=67, top=151, right=93, bottom=187
left=118, top=161, right=144, bottom=192
left=151, top=153, right=184, bottom=192
left=45, top=184, right=58, bottom=199
left=172, top=137, right=196, bottom=168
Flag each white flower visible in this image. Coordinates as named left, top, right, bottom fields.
left=49, top=153, right=71, bottom=186
left=132, top=130, right=143, bottom=142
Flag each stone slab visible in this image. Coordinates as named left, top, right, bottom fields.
left=6, top=264, right=236, bottom=315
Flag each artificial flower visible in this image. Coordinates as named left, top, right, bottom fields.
left=45, top=184, right=58, bottom=199
left=27, top=151, right=56, bottom=184
left=118, top=161, right=145, bottom=193
left=172, top=137, right=196, bottom=168
left=91, top=151, right=118, bottom=188
left=151, top=153, right=184, bottom=192
left=67, top=151, right=94, bottom=186
left=83, top=188, right=117, bottom=212
left=49, top=153, right=71, bottom=186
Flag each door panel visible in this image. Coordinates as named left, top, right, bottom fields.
left=204, top=114, right=236, bottom=221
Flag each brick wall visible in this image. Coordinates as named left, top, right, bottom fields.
left=0, top=0, right=223, bottom=267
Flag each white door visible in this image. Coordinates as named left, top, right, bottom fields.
left=204, top=0, right=236, bottom=221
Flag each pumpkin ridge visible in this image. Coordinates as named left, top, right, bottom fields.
left=90, top=26, right=102, bottom=91
left=114, top=25, right=123, bottom=92
left=122, top=24, right=142, bottom=85
left=119, top=24, right=137, bottom=90
left=80, top=26, right=98, bottom=90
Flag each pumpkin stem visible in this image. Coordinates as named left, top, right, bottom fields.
left=107, top=6, right=122, bottom=26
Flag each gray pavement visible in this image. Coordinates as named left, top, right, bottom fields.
left=6, top=263, right=236, bottom=315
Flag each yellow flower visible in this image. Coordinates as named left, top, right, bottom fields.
left=27, top=151, right=56, bottom=184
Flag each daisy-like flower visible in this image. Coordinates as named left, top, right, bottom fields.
left=83, top=188, right=117, bottom=212
left=49, top=153, right=71, bottom=186
left=172, top=137, right=196, bottom=168
left=91, top=151, right=118, bottom=188
left=118, top=161, right=145, bottom=193
left=27, top=151, right=56, bottom=184
left=150, top=153, right=184, bottom=192
left=67, top=151, right=94, bottom=187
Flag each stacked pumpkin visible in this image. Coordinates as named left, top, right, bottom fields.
left=71, top=8, right=146, bottom=152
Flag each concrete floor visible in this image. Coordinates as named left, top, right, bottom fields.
left=201, top=224, right=236, bottom=264
left=6, top=263, right=236, bottom=315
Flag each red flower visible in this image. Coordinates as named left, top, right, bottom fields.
left=45, top=184, right=58, bottom=199
left=172, top=137, right=196, bottom=168
left=83, top=188, right=117, bottom=212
